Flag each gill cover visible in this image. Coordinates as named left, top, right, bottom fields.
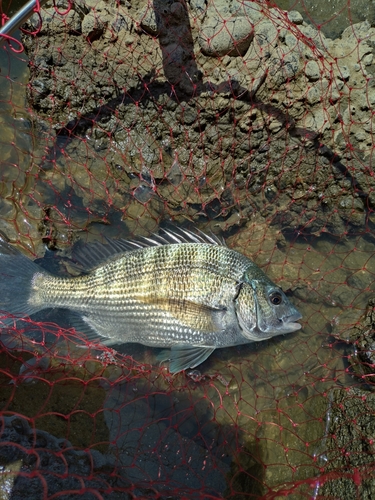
left=234, top=282, right=261, bottom=341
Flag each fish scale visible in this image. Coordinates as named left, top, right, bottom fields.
left=0, top=228, right=302, bottom=373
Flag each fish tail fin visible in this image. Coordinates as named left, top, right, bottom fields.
left=0, top=239, right=48, bottom=325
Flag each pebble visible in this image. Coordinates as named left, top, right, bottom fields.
left=287, top=11, right=304, bottom=25
left=337, top=65, right=350, bottom=81
left=305, top=60, right=320, bottom=82
left=81, top=11, right=105, bottom=38
left=306, top=85, right=321, bottom=105
left=284, top=32, right=298, bottom=49
left=189, top=0, right=206, bottom=16
left=199, top=15, right=254, bottom=57
left=254, top=20, right=278, bottom=52
left=362, top=54, right=374, bottom=66
left=136, top=5, right=162, bottom=36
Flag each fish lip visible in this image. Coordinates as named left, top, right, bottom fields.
left=281, top=312, right=302, bottom=332
left=284, top=321, right=302, bottom=332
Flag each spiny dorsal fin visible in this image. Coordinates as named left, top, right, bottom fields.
left=111, top=226, right=225, bottom=248
left=161, top=227, right=225, bottom=246
left=71, top=226, right=226, bottom=271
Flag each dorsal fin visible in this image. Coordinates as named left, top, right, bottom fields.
left=106, top=226, right=226, bottom=249
left=162, top=227, right=225, bottom=246
left=71, top=226, right=226, bottom=271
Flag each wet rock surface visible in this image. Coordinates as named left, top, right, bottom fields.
left=346, top=298, right=375, bottom=385
left=0, top=415, right=133, bottom=499
left=320, top=386, right=375, bottom=498
left=321, top=298, right=375, bottom=495
left=0, top=402, right=227, bottom=498
left=17, top=0, right=375, bottom=252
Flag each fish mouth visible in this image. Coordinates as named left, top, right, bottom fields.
left=284, top=321, right=302, bottom=332
left=283, top=312, right=302, bottom=332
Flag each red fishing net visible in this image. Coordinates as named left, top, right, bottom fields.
left=1, top=0, right=375, bottom=498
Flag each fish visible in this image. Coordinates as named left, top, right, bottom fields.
left=0, top=228, right=302, bottom=373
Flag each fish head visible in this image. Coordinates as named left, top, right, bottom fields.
left=235, top=277, right=302, bottom=341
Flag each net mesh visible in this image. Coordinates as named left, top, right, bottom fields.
left=1, top=0, right=375, bottom=498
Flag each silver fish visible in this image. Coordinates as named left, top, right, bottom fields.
left=0, top=228, right=302, bottom=373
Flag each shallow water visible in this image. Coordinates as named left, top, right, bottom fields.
left=1, top=196, right=369, bottom=494
left=274, top=0, right=375, bottom=38
left=0, top=5, right=373, bottom=498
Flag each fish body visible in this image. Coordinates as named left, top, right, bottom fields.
left=0, top=229, right=302, bottom=372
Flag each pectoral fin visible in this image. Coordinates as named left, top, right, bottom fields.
left=140, top=297, right=226, bottom=333
left=158, top=345, right=216, bottom=373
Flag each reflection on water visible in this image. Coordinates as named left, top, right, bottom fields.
left=1, top=0, right=33, bottom=18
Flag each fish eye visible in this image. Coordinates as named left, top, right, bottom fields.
left=269, top=291, right=283, bottom=305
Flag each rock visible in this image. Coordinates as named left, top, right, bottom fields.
left=304, top=60, right=320, bottom=82
left=321, top=386, right=375, bottom=497
left=363, top=53, right=374, bottom=66
left=268, top=47, right=300, bottom=85
left=136, top=4, right=163, bottom=36
left=345, top=298, right=375, bottom=383
left=306, top=85, right=321, bottom=105
left=341, top=20, right=372, bottom=40
left=189, top=0, right=206, bottom=17
left=337, top=64, right=350, bottom=81
left=199, top=15, right=254, bottom=57
left=287, top=10, right=303, bottom=25
left=284, top=32, right=298, bottom=49
left=81, top=10, right=106, bottom=39
left=0, top=415, right=115, bottom=500
left=64, top=10, right=82, bottom=33
left=302, top=108, right=330, bottom=133
left=253, top=20, right=279, bottom=57
left=19, top=0, right=375, bottom=242
left=178, top=104, right=198, bottom=125
left=233, top=0, right=264, bottom=23
left=111, top=12, right=132, bottom=33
